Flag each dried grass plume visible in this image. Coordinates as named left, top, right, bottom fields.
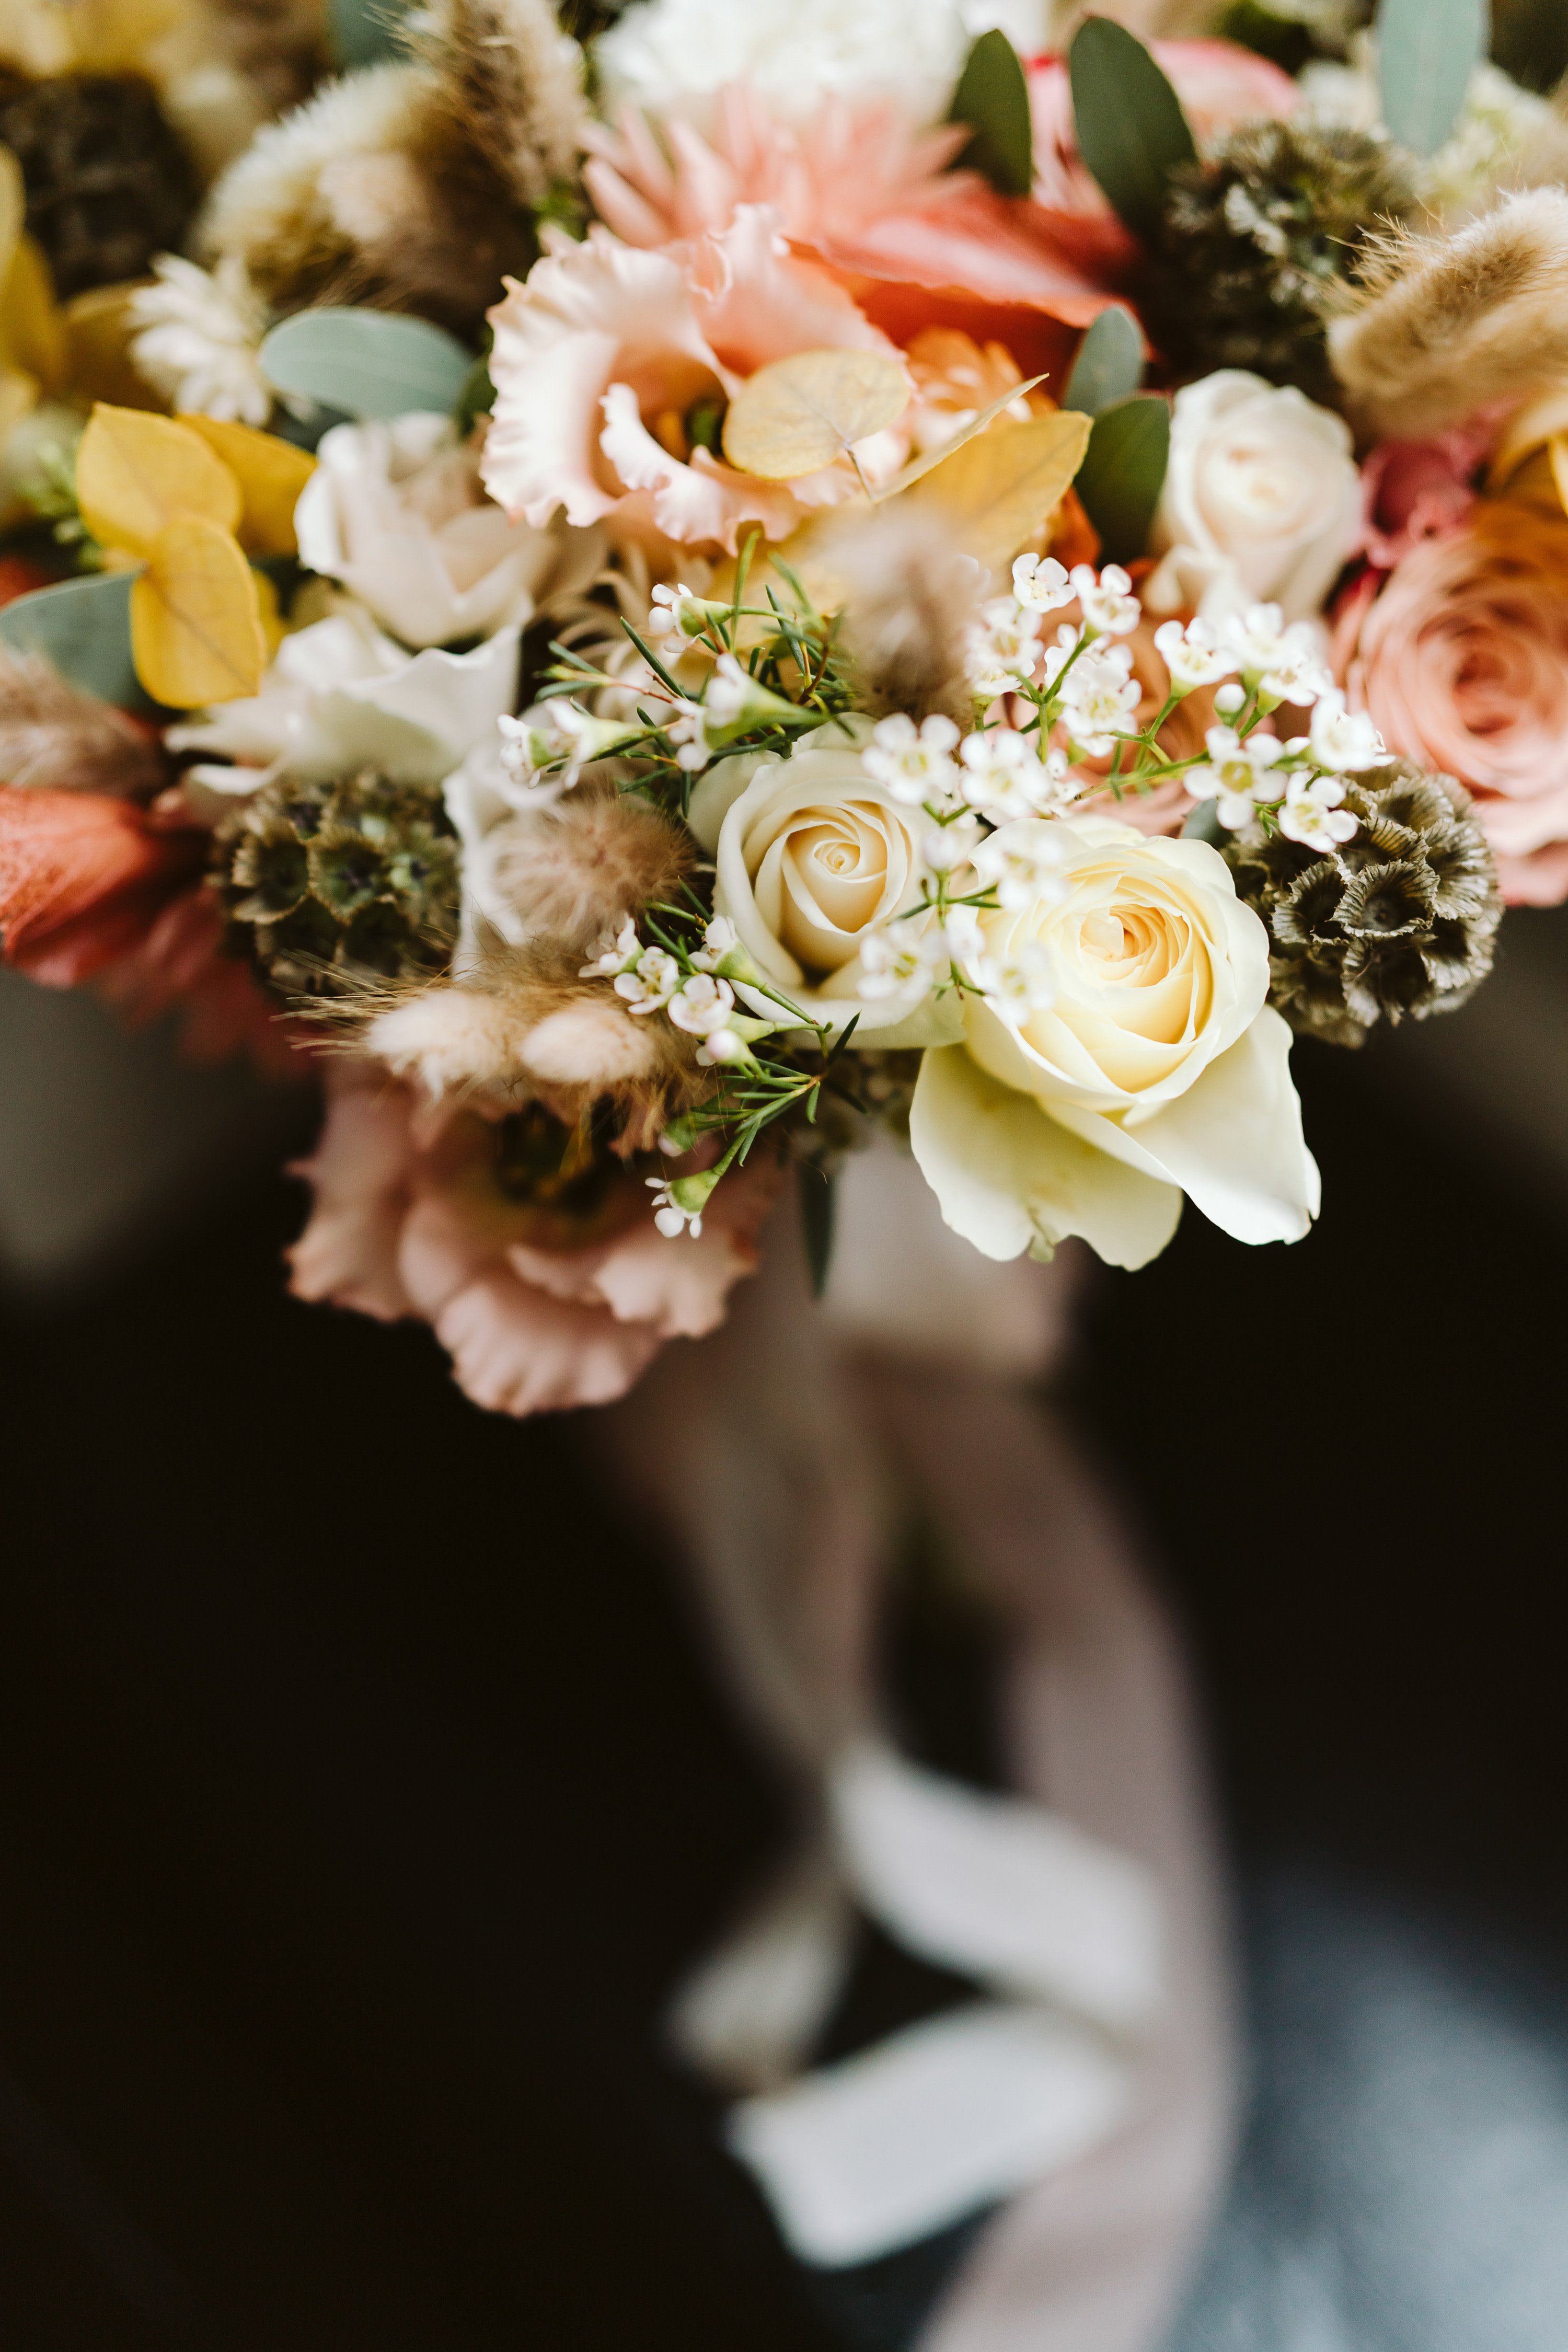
left=0, top=653, right=169, bottom=799
left=822, top=506, right=982, bottom=728
left=1329, top=189, right=1568, bottom=441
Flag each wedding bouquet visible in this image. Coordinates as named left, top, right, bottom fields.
left=0, top=0, right=1554, bottom=1419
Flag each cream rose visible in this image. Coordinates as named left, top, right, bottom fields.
left=295, top=413, right=598, bottom=651
left=1146, top=371, right=1362, bottom=626
left=688, top=726, right=959, bottom=1044
left=912, top=817, right=1318, bottom=1269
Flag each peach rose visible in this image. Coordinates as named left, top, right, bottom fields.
left=1340, top=504, right=1568, bottom=904
left=289, top=1073, right=779, bottom=1415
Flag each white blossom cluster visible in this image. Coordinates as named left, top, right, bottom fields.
left=581, top=914, right=752, bottom=1068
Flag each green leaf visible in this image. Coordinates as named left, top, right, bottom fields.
left=1069, top=17, right=1196, bottom=239
left=0, top=569, right=158, bottom=713
left=327, top=0, right=412, bottom=69
left=1180, top=797, right=1224, bottom=846
left=453, top=356, right=495, bottom=439
left=950, top=29, right=1034, bottom=198
left=259, top=308, right=476, bottom=424
left=1377, top=0, right=1489, bottom=157
left=798, top=1163, right=836, bottom=1299
left=1062, top=305, right=1145, bottom=417
left=1073, top=393, right=1170, bottom=564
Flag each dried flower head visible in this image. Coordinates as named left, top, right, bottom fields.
left=211, top=768, right=461, bottom=1000
left=1150, top=120, right=1416, bottom=399
left=819, top=505, right=984, bottom=729
left=480, top=782, right=691, bottom=958
left=1328, top=188, right=1568, bottom=441
left=1224, top=759, right=1502, bottom=1046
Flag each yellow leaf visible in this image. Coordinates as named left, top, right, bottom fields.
left=251, top=562, right=286, bottom=658
left=871, top=375, right=1047, bottom=502
left=130, top=516, right=267, bottom=707
left=0, top=145, right=22, bottom=290
left=1549, top=435, right=1568, bottom=520
left=898, top=409, right=1093, bottom=583
left=178, top=414, right=317, bottom=556
left=722, top=348, right=910, bottom=481
left=77, top=403, right=243, bottom=558
left=1488, top=385, right=1568, bottom=488
left=63, top=282, right=168, bottom=411
left=0, top=234, right=68, bottom=394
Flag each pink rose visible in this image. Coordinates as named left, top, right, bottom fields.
left=289, top=1073, right=779, bottom=1416
left=1339, top=504, right=1568, bottom=904
left=1026, top=41, right=1301, bottom=279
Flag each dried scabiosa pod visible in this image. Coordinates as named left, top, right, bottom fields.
left=1223, top=759, right=1502, bottom=1046
left=0, top=71, right=200, bottom=298
left=1148, top=121, right=1416, bottom=399
left=211, top=768, right=460, bottom=998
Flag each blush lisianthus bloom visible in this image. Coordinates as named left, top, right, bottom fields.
left=687, top=722, right=962, bottom=1045
left=1338, top=504, right=1568, bottom=905
left=910, top=818, right=1318, bottom=1269
left=481, top=207, right=909, bottom=554
left=1145, top=371, right=1362, bottom=626
left=167, top=608, right=521, bottom=796
left=294, top=414, right=603, bottom=651
left=290, top=1072, right=780, bottom=1417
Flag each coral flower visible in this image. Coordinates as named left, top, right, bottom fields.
left=1339, top=503, right=1568, bottom=904
left=289, top=1074, right=781, bottom=1416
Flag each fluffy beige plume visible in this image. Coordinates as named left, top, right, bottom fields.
left=1329, top=189, right=1568, bottom=440
left=485, top=785, right=691, bottom=956
left=201, top=0, right=584, bottom=333
left=821, top=505, right=982, bottom=727
left=0, top=653, right=169, bottom=798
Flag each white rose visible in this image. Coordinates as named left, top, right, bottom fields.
left=1145, top=371, right=1362, bottom=627
left=688, top=724, right=961, bottom=1044
left=295, top=413, right=599, bottom=651
left=911, top=817, right=1318, bottom=1269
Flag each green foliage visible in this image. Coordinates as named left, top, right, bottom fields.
left=798, top=1163, right=836, bottom=1298
left=1073, top=394, right=1170, bottom=565
left=259, top=308, right=476, bottom=424
left=1062, top=306, right=1145, bottom=418
left=327, top=0, right=412, bottom=70
left=1377, top=0, right=1489, bottom=157
left=0, top=572, right=156, bottom=714
left=1068, top=19, right=1195, bottom=240
left=949, top=29, right=1035, bottom=199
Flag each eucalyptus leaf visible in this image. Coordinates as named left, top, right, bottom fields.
left=328, top=0, right=411, bottom=68
left=0, top=569, right=157, bottom=713
left=798, top=1163, right=836, bottom=1300
left=1062, top=306, right=1145, bottom=417
left=260, top=308, right=476, bottom=424
left=1180, top=797, right=1224, bottom=846
left=1073, top=394, right=1170, bottom=564
left=1069, top=18, right=1195, bottom=239
left=949, top=28, right=1034, bottom=199
left=1377, top=0, right=1489, bottom=157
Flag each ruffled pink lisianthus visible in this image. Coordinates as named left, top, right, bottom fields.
left=289, top=1073, right=781, bottom=1416
left=1338, top=503, right=1568, bottom=904
left=1027, top=41, right=1301, bottom=281
left=482, top=205, right=907, bottom=552
left=583, top=86, right=1117, bottom=332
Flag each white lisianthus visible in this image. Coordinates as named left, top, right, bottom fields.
left=294, top=414, right=598, bottom=652
left=910, top=818, right=1319, bottom=1270
left=1145, top=371, right=1362, bottom=626
left=687, top=723, right=964, bottom=1044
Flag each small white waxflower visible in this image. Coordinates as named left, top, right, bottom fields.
left=511, top=701, right=642, bottom=781
left=1213, top=681, right=1247, bottom=717
left=1222, top=605, right=1330, bottom=704
left=1059, top=645, right=1140, bottom=757
left=974, top=938, right=1057, bottom=1023
left=695, top=1025, right=750, bottom=1068
left=856, top=923, right=943, bottom=1004
left=667, top=971, right=736, bottom=1036
left=972, top=827, right=1071, bottom=913
left=1185, top=725, right=1286, bottom=829
left=664, top=698, right=713, bottom=773
left=1070, top=562, right=1140, bottom=638
left=689, top=915, right=742, bottom=973
left=919, top=813, right=982, bottom=873
left=1277, top=774, right=1358, bottom=854
left=648, top=582, right=724, bottom=640
left=647, top=1177, right=702, bottom=1240
left=1309, top=687, right=1385, bottom=774
left=1153, top=616, right=1235, bottom=694
left=127, top=254, right=285, bottom=428
left=957, top=728, right=1073, bottom=822
left=579, top=918, right=641, bottom=979
left=702, top=651, right=754, bottom=726
left=1011, top=553, right=1074, bottom=614
left=863, top=711, right=962, bottom=806
left=966, top=597, right=1042, bottom=698
left=615, top=945, right=682, bottom=1014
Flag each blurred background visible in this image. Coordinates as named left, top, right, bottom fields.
left=2, top=907, right=1567, bottom=2352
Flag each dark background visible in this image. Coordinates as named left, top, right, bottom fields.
left=1, top=909, right=1565, bottom=2351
